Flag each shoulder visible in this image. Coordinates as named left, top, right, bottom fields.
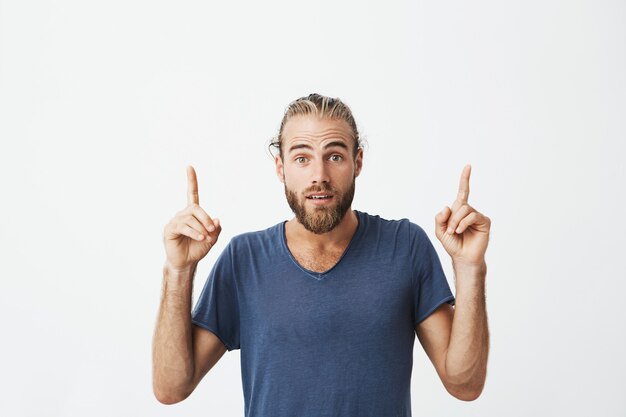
left=211, top=222, right=284, bottom=273
left=227, top=221, right=284, bottom=251
left=356, top=210, right=428, bottom=240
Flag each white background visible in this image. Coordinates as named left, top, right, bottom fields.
left=1, top=0, right=625, bottom=416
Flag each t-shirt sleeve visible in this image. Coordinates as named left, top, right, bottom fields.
left=410, top=223, right=456, bottom=326
left=191, top=241, right=241, bottom=351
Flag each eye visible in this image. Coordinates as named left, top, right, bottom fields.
left=329, top=154, right=343, bottom=162
left=295, top=156, right=308, bottom=164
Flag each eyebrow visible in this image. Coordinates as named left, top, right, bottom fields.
left=288, top=141, right=349, bottom=154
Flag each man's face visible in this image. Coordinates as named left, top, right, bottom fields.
left=275, top=115, right=363, bottom=234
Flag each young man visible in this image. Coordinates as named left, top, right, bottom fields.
left=152, top=93, right=491, bottom=416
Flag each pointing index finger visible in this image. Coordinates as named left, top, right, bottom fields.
left=456, top=164, right=471, bottom=203
left=187, top=165, right=199, bottom=206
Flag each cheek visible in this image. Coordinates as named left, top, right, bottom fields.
left=283, top=165, right=307, bottom=183
left=336, top=164, right=356, bottom=181
left=282, top=170, right=301, bottom=190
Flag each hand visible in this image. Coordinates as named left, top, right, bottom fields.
left=163, top=166, right=222, bottom=271
left=435, top=164, right=491, bottom=267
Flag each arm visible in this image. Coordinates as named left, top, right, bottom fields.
left=415, top=261, right=489, bottom=401
left=152, top=262, right=228, bottom=404
left=152, top=165, right=226, bottom=404
left=418, top=164, right=491, bottom=401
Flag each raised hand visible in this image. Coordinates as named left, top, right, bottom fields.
left=163, top=166, right=222, bottom=270
left=434, top=164, right=491, bottom=267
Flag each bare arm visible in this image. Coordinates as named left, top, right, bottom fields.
left=445, top=262, right=489, bottom=394
left=415, top=262, right=489, bottom=401
left=152, top=166, right=226, bottom=404
left=152, top=263, right=228, bottom=404
left=417, top=164, right=491, bottom=401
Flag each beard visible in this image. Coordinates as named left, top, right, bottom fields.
left=285, top=178, right=356, bottom=234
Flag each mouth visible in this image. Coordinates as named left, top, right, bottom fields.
left=305, top=193, right=334, bottom=204
left=306, top=194, right=333, bottom=200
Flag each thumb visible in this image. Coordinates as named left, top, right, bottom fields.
left=435, top=206, right=451, bottom=237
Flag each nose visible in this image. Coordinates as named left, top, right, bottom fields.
left=311, top=157, right=330, bottom=185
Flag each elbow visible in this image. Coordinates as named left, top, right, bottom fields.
left=444, top=382, right=484, bottom=402
left=452, top=387, right=483, bottom=402
left=154, top=393, right=179, bottom=405
left=155, top=395, right=179, bottom=405
left=153, top=389, right=189, bottom=405
left=152, top=365, right=195, bottom=404
left=444, top=375, right=486, bottom=402
left=153, top=382, right=192, bottom=405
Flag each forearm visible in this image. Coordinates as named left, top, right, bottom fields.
left=445, top=261, right=490, bottom=393
left=152, top=262, right=198, bottom=402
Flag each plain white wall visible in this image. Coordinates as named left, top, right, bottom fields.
left=1, top=0, right=625, bottom=415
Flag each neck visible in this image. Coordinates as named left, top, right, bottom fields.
left=285, top=209, right=359, bottom=251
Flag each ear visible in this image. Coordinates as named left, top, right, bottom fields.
left=354, top=148, right=364, bottom=178
left=275, top=155, right=285, bottom=183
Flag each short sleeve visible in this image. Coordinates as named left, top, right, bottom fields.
left=191, top=242, right=240, bottom=351
left=410, top=223, right=456, bottom=326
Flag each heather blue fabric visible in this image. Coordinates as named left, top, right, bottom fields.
left=191, top=210, right=455, bottom=417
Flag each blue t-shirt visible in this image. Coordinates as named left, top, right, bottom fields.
left=191, top=210, right=455, bottom=417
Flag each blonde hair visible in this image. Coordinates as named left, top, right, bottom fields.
left=270, top=93, right=362, bottom=158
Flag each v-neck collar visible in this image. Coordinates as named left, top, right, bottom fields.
left=280, top=210, right=364, bottom=280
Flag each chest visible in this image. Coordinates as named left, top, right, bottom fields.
left=289, top=246, right=345, bottom=273
left=241, top=261, right=416, bottom=354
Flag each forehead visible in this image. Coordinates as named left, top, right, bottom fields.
left=282, top=115, right=353, bottom=149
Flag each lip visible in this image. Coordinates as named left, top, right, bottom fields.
left=306, top=192, right=334, bottom=198
left=306, top=194, right=334, bottom=205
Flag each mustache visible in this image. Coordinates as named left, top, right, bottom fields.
left=304, top=184, right=335, bottom=194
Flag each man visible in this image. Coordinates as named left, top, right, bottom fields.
left=152, top=93, right=491, bottom=416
